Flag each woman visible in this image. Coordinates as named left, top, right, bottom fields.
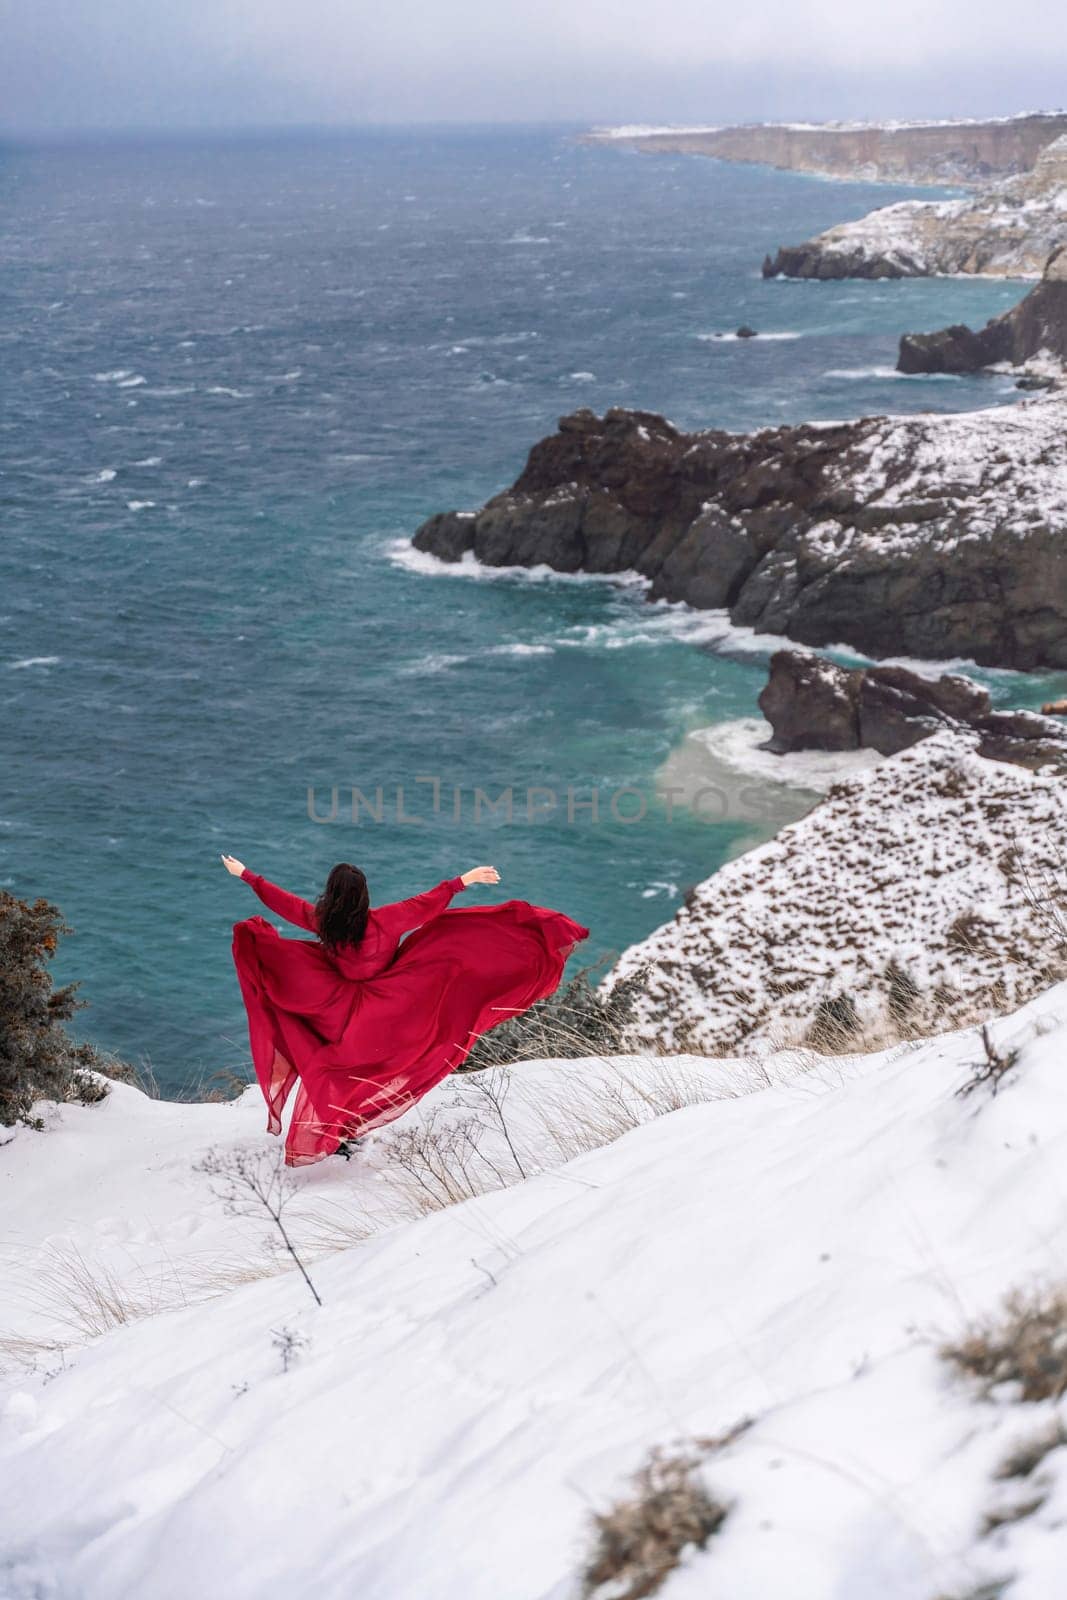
left=223, top=854, right=588, bottom=1166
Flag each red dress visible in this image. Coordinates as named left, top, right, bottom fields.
left=232, top=870, right=589, bottom=1166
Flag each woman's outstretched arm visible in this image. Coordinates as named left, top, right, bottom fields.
left=379, top=864, right=500, bottom=935
left=222, top=854, right=319, bottom=934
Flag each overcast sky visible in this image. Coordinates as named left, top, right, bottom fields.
left=2, top=0, right=1065, bottom=134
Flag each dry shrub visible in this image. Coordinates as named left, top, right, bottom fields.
left=955, top=1025, right=1020, bottom=1100
left=995, top=1420, right=1067, bottom=1480
left=461, top=963, right=653, bottom=1071
left=582, top=1447, right=729, bottom=1600
left=932, top=1584, right=1012, bottom=1600
left=942, top=1284, right=1067, bottom=1401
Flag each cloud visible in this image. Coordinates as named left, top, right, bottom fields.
left=2, top=0, right=1065, bottom=132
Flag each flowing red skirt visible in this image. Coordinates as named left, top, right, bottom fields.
left=232, top=901, right=589, bottom=1165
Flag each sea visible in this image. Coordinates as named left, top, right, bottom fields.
left=2, top=124, right=1063, bottom=1093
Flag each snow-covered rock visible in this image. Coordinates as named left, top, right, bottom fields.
left=414, top=396, right=1067, bottom=669
left=611, top=734, right=1067, bottom=1055
left=3, top=985, right=1067, bottom=1598
left=764, top=133, right=1067, bottom=281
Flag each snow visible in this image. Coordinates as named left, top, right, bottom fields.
left=4, top=985, right=1067, bottom=1597
left=780, top=134, right=1067, bottom=280
left=612, top=733, right=1067, bottom=1054
left=826, top=389, right=1067, bottom=554
left=590, top=112, right=1067, bottom=138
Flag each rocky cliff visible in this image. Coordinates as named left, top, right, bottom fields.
left=759, top=649, right=1067, bottom=771
left=897, top=246, right=1067, bottom=374
left=763, top=133, right=1067, bottom=281
left=413, top=399, right=1067, bottom=670
left=590, top=113, right=1067, bottom=187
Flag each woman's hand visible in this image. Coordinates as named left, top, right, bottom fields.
left=461, top=865, right=500, bottom=887
left=221, top=854, right=246, bottom=877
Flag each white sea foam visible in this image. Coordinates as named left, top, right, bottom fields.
left=696, top=330, right=802, bottom=342
left=117, top=375, right=146, bottom=388
left=126, top=500, right=155, bottom=511
left=486, top=643, right=554, bottom=657
left=133, top=456, right=162, bottom=467
left=205, top=386, right=252, bottom=399
left=387, top=539, right=648, bottom=591
left=93, top=369, right=133, bottom=382
left=568, top=371, right=596, bottom=382
left=8, top=656, right=60, bottom=670
left=92, top=468, right=117, bottom=483
left=824, top=365, right=962, bottom=381
left=685, top=717, right=884, bottom=793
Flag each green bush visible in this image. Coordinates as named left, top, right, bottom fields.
left=0, top=889, right=134, bottom=1126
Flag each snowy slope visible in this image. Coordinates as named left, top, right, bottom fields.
left=611, top=733, right=1067, bottom=1055
left=3, top=988, right=1067, bottom=1599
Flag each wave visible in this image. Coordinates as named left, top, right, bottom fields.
left=133, top=456, right=162, bottom=467
left=92, top=468, right=117, bottom=483
left=824, top=366, right=962, bottom=381
left=387, top=539, right=648, bottom=591
left=117, top=375, right=146, bottom=388
left=205, top=386, right=253, bottom=399
left=93, top=369, right=133, bottom=382
left=397, top=651, right=471, bottom=676
left=126, top=500, right=156, bottom=511
left=8, top=656, right=60, bottom=670
left=486, top=642, right=554, bottom=657
left=567, top=371, right=596, bottom=382
left=432, top=331, right=539, bottom=350
left=388, top=539, right=1019, bottom=679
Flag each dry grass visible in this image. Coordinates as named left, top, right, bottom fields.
left=461, top=964, right=654, bottom=1071
left=1, top=1051, right=784, bottom=1363
left=3, top=1240, right=283, bottom=1357
left=582, top=1446, right=729, bottom=1600
left=373, top=1053, right=752, bottom=1220
left=942, top=1284, right=1067, bottom=1401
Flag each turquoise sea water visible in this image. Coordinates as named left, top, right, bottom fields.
left=2, top=125, right=1063, bottom=1092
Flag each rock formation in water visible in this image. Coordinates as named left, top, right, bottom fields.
left=413, top=399, right=1067, bottom=670
left=762, top=133, right=1067, bottom=281
left=758, top=649, right=1067, bottom=771
left=897, top=247, right=1067, bottom=374
left=587, top=114, right=1067, bottom=187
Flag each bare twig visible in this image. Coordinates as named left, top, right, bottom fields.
left=196, top=1146, right=323, bottom=1307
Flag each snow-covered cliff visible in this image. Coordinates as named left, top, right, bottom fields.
left=611, top=734, right=1066, bottom=1055
left=763, top=133, right=1067, bottom=281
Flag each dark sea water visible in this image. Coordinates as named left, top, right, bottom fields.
left=2, top=125, right=1062, bottom=1092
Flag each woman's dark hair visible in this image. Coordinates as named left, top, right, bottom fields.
left=315, top=863, right=370, bottom=952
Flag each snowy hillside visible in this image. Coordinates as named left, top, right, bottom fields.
left=612, top=733, right=1067, bottom=1055
left=4, top=987, right=1067, bottom=1599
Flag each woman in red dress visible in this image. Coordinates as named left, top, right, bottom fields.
left=223, top=854, right=588, bottom=1166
